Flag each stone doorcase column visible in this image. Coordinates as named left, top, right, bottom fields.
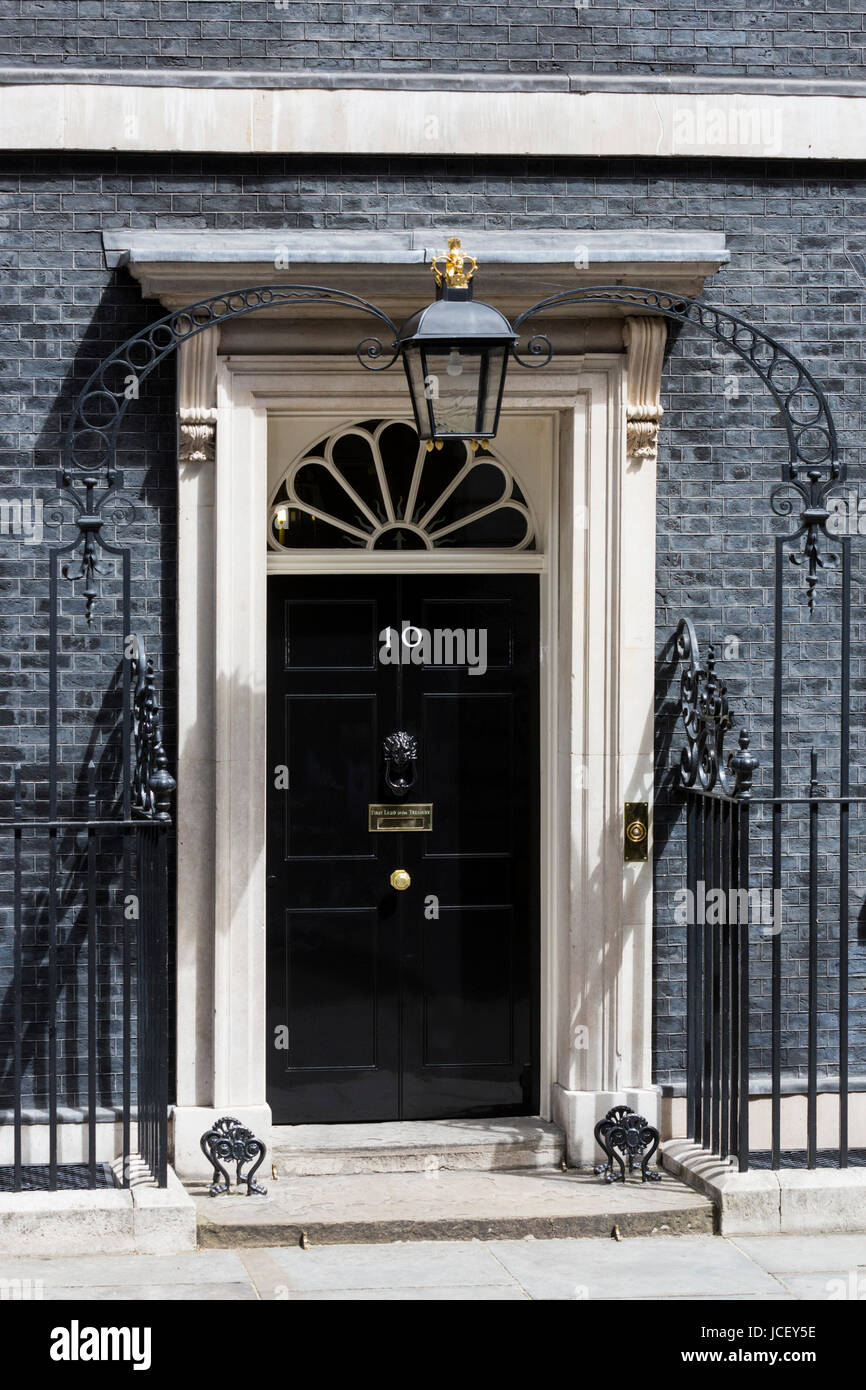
left=550, top=324, right=665, bottom=1164
left=168, top=340, right=666, bottom=1177
left=171, top=328, right=274, bottom=1172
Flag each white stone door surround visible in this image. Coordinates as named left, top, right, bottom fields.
left=170, top=346, right=659, bottom=1175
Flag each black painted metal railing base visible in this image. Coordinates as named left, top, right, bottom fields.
left=0, top=641, right=172, bottom=1193
left=0, top=1164, right=116, bottom=1193
left=675, top=614, right=859, bottom=1174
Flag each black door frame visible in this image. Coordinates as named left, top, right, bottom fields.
left=265, top=559, right=547, bottom=1123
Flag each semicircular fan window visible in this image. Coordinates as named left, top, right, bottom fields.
left=269, top=420, right=536, bottom=551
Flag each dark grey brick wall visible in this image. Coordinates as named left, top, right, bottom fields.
left=0, top=155, right=177, bottom=1109
left=1, top=1, right=864, bottom=79
left=0, top=152, right=864, bottom=1106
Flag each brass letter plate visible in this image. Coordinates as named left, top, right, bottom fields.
left=368, top=803, right=433, bottom=832
left=624, top=802, right=649, bottom=862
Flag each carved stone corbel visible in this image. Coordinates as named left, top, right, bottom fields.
left=178, top=326, right=219, bottom=463
left=623, top=315, right=667, bottom=462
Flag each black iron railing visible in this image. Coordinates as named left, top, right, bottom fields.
left=675, top=613, right=862, bottom=1172
left=684, top=789, right=752, bottom=1167
left=134, top=819, right=170, bottom=1187
left=677, top=619, right=756, bottom=1167
left=0, top=640, right=172, bottom=1191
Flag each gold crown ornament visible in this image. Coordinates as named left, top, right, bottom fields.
left=430, top=237, right=478, bottom=291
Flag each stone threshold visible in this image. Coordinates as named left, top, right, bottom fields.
left=663, top=1139, right=866, bottom=1236
left=270, top=1116, right=565, bottom=1176
left=193, top=1168, right=715, bottom=1247
left=0, top=1164, right=196, bottom=1257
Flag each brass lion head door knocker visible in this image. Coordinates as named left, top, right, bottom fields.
left=383, top=731, right=418, bottom=797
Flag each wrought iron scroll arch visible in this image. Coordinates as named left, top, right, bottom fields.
left=65, top=284, right=400, bottom=475
left=60, top=282, right=840, bottom=620
left=512, top=285, right=839, bottom=480
left=60, top=285, right=401, bottom=623
left=513, top=285, right=842, bottom=612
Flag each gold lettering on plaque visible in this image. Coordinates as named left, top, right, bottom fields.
left=368, top=803, right=433, bottom=832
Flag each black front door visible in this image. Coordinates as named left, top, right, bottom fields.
left=266, top=573, right=539, bottom=1123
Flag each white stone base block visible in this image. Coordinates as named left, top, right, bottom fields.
left=132, top=1168, right=197, bottom=1254
left=779, top=1167, right=866, bottom=1234
left=0, top=1121, right=129, bottom=1165
left=662, top=1140, right=778, bottom=1235
left=553, top=1085, right=660, bottom=1167
left=660, top=1095, right=688, bottom=1140
left=0, top=1189, right=135, bottom=1257
left=0, top=1167, right=196, bottom=1256
left=663, top=1138, right=866, bottom=1235
left=170, top=1105, right=272, bottom=1181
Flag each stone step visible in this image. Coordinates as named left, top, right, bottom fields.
left=269, top=1117, right=566, bottom=1177
left=193, top=1168, right=716, bottom=1247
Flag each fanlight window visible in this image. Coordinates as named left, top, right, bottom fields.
left=269, top=419, right=536, bottom=551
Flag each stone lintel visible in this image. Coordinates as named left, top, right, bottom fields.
left=102, top=229, right=729, bottom=313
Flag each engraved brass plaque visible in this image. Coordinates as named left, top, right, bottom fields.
left=624, top=802, right=649, bottom=862
left=368, top=803, right=433, bottom=832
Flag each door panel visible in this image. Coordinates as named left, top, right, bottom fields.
left=267, top=572, right=538, bottom=1123
left=421, top=906, right=514, bottom=1067
left=285, top=907, right=380, bottom=1069
left=285, top=598, right=379, bottom=670
left=283, top=694, right=378, bottom=860
left=421, top=691, right=514, bottom=855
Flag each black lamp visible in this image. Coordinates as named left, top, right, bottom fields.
left=398, top=238, right=518, bottom=448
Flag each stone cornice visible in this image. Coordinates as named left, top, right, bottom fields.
left=103, top=229, right=729, bottom=311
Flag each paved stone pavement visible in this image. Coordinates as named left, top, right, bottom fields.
left=0, top=1234, right=864, bottom=1300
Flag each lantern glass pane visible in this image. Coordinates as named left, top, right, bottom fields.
left=478, top=347, right=507, bottom=435
left=424, top=346, right=484, bottom=437
left=403, top=346, right=432, bottom=438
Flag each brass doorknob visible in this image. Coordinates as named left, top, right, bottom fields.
left=390, top=869, right=411, bottom=891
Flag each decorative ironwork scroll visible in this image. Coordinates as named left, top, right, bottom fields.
left=200, top=1115, right=267, bottom=1197
left=512, top=285, right=842, bottom=606
left=594, top=1105, right=661, bottom=1183
left=61, top=286, right=401, bottom=621
left=132, top=634, right=177, bottom=822
left=676, top=617, right=758, bottom=800
left=770, top=468, right=841, bottom=613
